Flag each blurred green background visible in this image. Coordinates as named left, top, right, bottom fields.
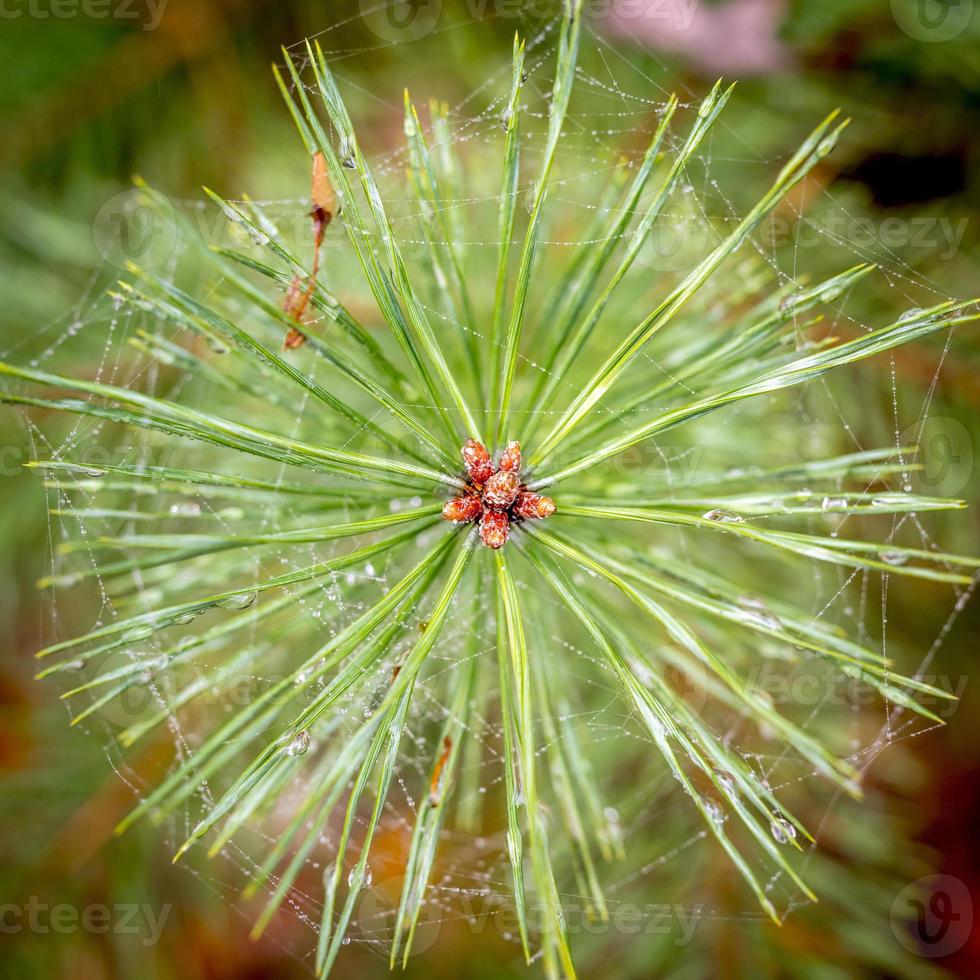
left=1, top=1, right=979, bottom=977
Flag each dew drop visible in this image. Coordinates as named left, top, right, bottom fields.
left=169, top=501, right=202, bottom=518
left=736, top=596, right=782, bottom=631
left=881, top=550, right=909, bottom=567
left=704, top=799, right=725, bottom=825
left=770, top=815, right=797, bottom=844
left=348, top=864, right=372, bottom=889
left=702, top=508, right=744, bottom=524
left=218, top=591, right=257, bottom=610
left=285, top=730, right=311, bottom=757
left=713, top=770, right=737, bottom=794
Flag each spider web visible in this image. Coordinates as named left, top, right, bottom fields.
left=6, top=2, right=976, bottom=973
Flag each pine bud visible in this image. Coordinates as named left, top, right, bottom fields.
left=514, top=491, right=556, bottom=520
left=498, top=440, right=521, bottom=473
left=479, top=510, right=510, bottom=549
left=462, top=439, right=494, bottom=485
left=442, top=494, right=482, bottom=523
left=483, top=470, right=520, bottom=509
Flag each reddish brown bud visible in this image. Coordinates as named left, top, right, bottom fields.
left=514, top=491, right=556, bottom=520
left=442, top=494, right=482, bottom=523
left=462, top=439, right=494, bottom=484
left=479, top=509, right=510, bottom=549
left=483, top=470, right=520, bottom=509
left=284, top=327, right=307, bottom=349
left=498, top=440, right=521, bottom=473
left=444, top=441, right=555, bottom=548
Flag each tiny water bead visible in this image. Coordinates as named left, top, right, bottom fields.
left=702, top=508, right=744, bottom=524
left=770, top=815, right=797, bottom=844
left=703, top=799, right=725, bottom=826
left=735, top=596, right=783, bottom=631
left=881, top=550, right=910, bottom=567
left=169, top=501, right=202, bottom=518
left=441, top=440, right=556, bottom=549
left=284, top=730, right=311, bottom=757
left=217, top=591, right=258, bottom=610
left=348, top=865, right=372, bottom=889
left=713, top=770, right=738, bottom=794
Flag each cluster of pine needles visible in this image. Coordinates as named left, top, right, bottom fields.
left=2, top=3, right=978, bottom=976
